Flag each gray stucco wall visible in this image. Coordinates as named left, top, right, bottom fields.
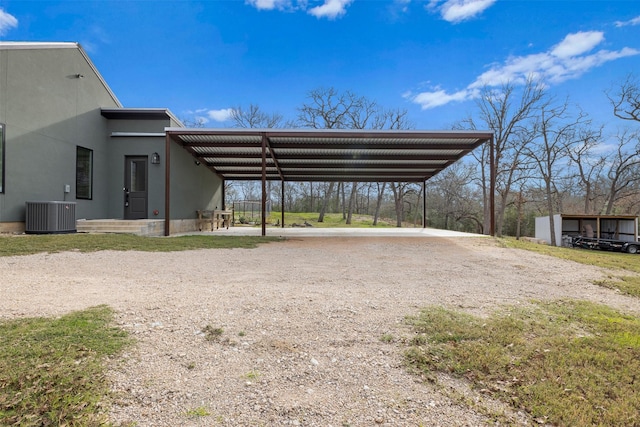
left=0, top=45, right=119, bottom=222
left=169, top=142, right=223, bottom=219
left=105, top=134, right=167, bottom=219
left=0, top=43, right=222, bottom=226
left=106, top=119, right=223, bottom=220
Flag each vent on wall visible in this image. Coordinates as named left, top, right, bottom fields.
left=25, top=201, right=77, bottom=234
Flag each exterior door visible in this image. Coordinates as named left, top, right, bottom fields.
left=124, top=156, right=148, bottom=219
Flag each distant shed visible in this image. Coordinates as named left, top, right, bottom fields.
left=535, top=214, right=639, bottom=246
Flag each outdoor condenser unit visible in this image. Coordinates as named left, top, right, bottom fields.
left=25, top=201, right=77, bottom=234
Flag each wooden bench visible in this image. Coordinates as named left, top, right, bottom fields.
left=196, top=209, right=233, bottom=231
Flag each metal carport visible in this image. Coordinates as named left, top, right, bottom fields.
left=164, top=128, right=495, bottom=236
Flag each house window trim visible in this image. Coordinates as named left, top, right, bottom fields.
left=76, top=145, right=93, bottom=200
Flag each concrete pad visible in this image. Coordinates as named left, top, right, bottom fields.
left=183, top=226, right=486, bottom=238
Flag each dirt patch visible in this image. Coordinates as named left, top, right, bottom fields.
left=2, top=236, right=639, bottom=426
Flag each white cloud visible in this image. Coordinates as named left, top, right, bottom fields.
left=615, top=15, right=640, bottom=27
left=407, top=31, right=640, bottom=110
left=308, top=0, right=353, bottom=19
left=245, top=0, right=351, bottom=19
left=550, top=31, right=603, bottom=58
left=245, top=0, right=292, bottom=10
left=208, top=108, right=234, bottom=122
left=0, top=8, right=18, bottom=36
left=411, top=88, right=472, bottom=109
left=429, top=0, right=496, bottom=24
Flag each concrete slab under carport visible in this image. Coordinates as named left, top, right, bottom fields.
left=182, top=226, right=486, bottom=238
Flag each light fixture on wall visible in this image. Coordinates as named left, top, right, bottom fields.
left=151, top=152, right=160, bottom=164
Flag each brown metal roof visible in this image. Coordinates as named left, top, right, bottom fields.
left=166, top=128, right=492, bottom=183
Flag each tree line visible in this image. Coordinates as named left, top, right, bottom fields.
left=185, top=76, right=640, bottom=239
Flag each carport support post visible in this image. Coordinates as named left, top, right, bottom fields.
left=261, top=133, right=267, bottom=237
left=164, top=132, right=171, bottom=237
left=489, top=135, right=496, bottom=236
left=422, top=180, right=426, bottom=228
left=281, top=180, right=285, bottom=228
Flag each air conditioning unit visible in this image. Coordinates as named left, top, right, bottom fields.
left=25, top=201, right=77, bottom=234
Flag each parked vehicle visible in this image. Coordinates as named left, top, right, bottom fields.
left=571, top=236, right=639, bottom=254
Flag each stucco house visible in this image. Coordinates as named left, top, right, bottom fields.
left=1, top=41, right=496, bottom=237
left=0, top=42, right=223, bottom=235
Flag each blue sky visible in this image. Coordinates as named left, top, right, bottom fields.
left=1, top=0, right=640, bottom=130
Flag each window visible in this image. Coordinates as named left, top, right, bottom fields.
left=76, top=146, right=93, bottom=199
left=0, top=123, right=4, bottom=193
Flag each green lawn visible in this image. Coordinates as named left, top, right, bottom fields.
left=405, top=300, right=640, bottom=426
left=242, top=211, right=400, bottom=228
left=0, top=306, right=132, bottom=426
left=501, top=237, right=640, bottom=297
left=0, top=233, right=282, bottom=257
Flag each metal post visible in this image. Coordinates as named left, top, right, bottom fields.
left=422, top=180, right=426, bottom=228
left=281, top=180, right=285, bottom=228
left=164, top=133, right=171, bottom=236
left=489, top=135, right=496, bottom=236
left=261, top=134, right=267, bottom=237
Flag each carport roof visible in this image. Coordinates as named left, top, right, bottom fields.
left=165, top=128, right=492, bottom=183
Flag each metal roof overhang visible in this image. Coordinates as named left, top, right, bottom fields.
left=163, top=128, right=495, bottom=237
left=165, top=128, right=492, bottom=183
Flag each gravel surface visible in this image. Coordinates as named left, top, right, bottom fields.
left=2, top=236, right=640, bottom=426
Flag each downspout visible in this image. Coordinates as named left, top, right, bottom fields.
left=164, top=132, right=171, bottom=236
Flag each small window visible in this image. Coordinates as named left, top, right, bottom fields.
left=0, top=123, right=4, bottom=193
left=76, top=146, right=93, bottom=199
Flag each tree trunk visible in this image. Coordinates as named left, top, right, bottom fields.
left=546, top=180, right=557, bottom=246
left=318, top=182, right=335, bottom=222
left=346, top=182, right=358, bottom=224
left=341, top=183, right=346, bottom=220
left=373, top=182, right=386, bottom=226
left=390, top=183, right=403, bottom=227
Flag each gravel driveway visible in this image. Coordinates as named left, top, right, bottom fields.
left=2, top=236, right=639, bottom=426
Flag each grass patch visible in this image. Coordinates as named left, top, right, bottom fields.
left=0, top=234, right=282, bottom=257
left=501, top=237, right=640, bottom=297
left=405, top=300, right=640, bottom=426
left=501, top=237, right=640, bottom=273
left=0, top=305, right=132, bottom=426
left=202, top=325, right=224, bottom=342
left=264, top=211, right=398, bottom=228
left=185, top=406, right=210, bottom=417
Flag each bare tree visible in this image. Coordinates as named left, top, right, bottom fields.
left=181, top=116, right=207, bottom=128
left=566, top=125, right=605, bottom=214
left=608, top=73, right=640, bottom=122
left=602, top=130, right=640, bottom=214
left=460, top=78, right=546, bottom=236
left=526, top=99, right=588, bottom=246
left=372, top=182, right=387, bottom=226
left=427, top=162, right=482, bottom=232
left=296, top=88, right=413, bottom=224
left=231, top=104, right=284, bottom=128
